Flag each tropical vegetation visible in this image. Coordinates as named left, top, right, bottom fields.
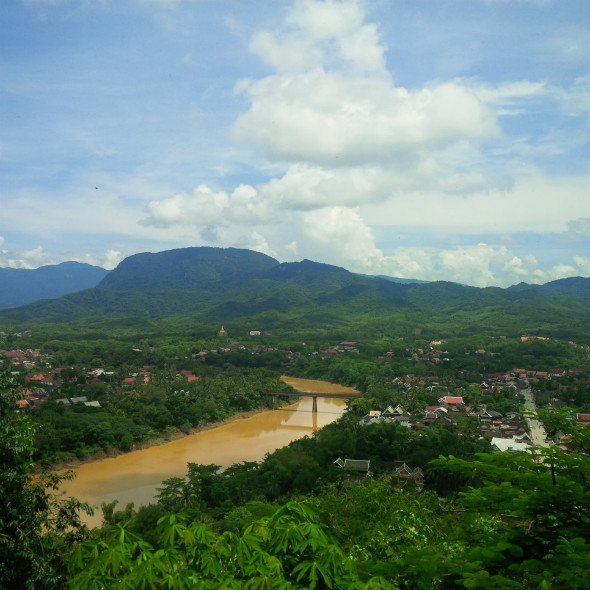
left=0, top=247, right=588, bottom=588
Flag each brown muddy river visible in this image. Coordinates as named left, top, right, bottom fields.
left=58, top=377, right=354, bottom=527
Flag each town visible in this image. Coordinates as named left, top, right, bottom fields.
left=3, top=328, right=588, bottom=469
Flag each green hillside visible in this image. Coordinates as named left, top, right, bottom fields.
left=100, top=246, right=279, bottom=291
left=0, top=247, right=588, bottom=343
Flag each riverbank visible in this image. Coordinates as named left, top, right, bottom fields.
left=55, top=394, right=349, bottom=527
left=45, top=403, right=281, bottom=473
left=47, top=376, right=359, bottom=473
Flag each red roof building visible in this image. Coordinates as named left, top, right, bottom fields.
left=438, top=395, right=465, bottom=407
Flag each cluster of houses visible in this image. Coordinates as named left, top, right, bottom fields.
left=392, top=374, right=441, bottom=389
left=406, top=342, right=451, bottom=365
left=56, top=396, right=101, bottom=408
left=394, top=333, right=587, bottom=386
left=1, top=348, right=58, bottom=409
left=120, top=365, right=205, bottom=386
left=0, top=346, right=207, bottom=409
left=2, top=338, right=295, bottom=411
left=320, top=341, right=360, bottom=359
left=483, top=366, right=584, bottom=391
left=359, top=396, right=533, bottom=450
left=121, top=365, right=155, bottom=387
left=388, top=362, right=584, bottom=400
left=334, top=457, right=424, bottom=492
left=0, top=348, right=58, bottom=385
left=0, top=347, right=44, bottom=366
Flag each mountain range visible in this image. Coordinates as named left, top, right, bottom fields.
left=0, top=262, right=109, bottom=309
left=0, top=247, right=588, bottom=341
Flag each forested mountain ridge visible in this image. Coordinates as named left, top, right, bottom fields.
left=0, top=261, right=109, bottom=309
left=0, top=247, right=588, bottom=342
left=99, top=246, right=278, bottom=291
left=507, top=276, right=590, bottom=299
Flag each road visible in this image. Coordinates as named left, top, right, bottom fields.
left=521, top=388, right=549, bottom=448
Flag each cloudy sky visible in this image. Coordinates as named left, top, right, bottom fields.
left=1, top=0, right=588, bottom=287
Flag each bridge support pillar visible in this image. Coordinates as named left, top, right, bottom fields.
left=312, top=395, right=318, bottom=414
left=272, top=394, right=278, bottom=408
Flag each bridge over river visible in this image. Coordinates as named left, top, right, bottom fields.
left=267, top=388, right=362, bottom=414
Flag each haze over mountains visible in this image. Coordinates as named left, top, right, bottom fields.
left=0, top=262, right=109, bottom=309
left=0, top=247, right=588, bottom=341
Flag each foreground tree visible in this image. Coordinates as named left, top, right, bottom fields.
left=0, top=370, right=90, bottom=590
left=69, top=501, right=395, bottom=589
left=429, top=448, right=590, bottom=590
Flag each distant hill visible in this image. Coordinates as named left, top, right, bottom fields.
left=100, top=247, right=278, bottom=291
left=0, top=262, right=109, bottom=309
left=0, top=248, right=588, bottom=342
left=369, top=274, right=429, bottom=285
left=0, top=249, right=398, bottom=324
left=507, top=277, right=590, bottom=299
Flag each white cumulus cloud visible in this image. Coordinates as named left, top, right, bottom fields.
left=144, top=184, right=230, bottom=228
left=233, top=73, right=499, bottom=166
left=302, top=206, right=385, bottom=270
left=234, top=0, right=500, bottom=169
left=0, top=245, right=54, bottom=269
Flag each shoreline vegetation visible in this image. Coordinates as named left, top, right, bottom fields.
left=47, top=405, right=277, bottom=473
left=48, top=376, right=358, bottom=473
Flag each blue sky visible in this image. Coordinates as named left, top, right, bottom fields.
left=1, top=0, right=588, bottom=287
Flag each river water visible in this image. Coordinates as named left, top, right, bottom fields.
left=57, top=378, right=352, bottom=527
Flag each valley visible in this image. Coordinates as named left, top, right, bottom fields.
left=57, top=379, right=349, bottom=528
left=1, top=247, right=589, bottom=590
